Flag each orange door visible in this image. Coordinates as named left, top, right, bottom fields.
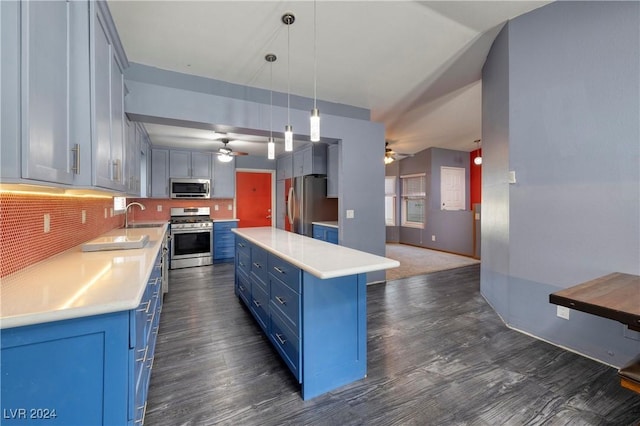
left=236, top=171, right=272, bottom=228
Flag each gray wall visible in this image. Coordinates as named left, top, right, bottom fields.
left=124, top=64, right=387, bottom=283
left=388, top=147, right=474, bottom=256
left=482, top=1, right=640, bottom=366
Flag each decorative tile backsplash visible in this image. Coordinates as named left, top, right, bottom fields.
left=0, top=194, right=236, bottom=278
left=0, top=193, right=123, bottom=278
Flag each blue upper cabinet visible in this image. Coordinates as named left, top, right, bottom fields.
left=293, top=143, right=327, bottom=177
left=0, top=1, right=130, bottom=192
left=276, top=153, right=293, bottom=181
left=212, top=157, right=236, bottom=198
left=0, top=1, right=92, bottom=186
left=169, top=150, right=213, bottom=179
left=92, top=2, right=127, bottom=192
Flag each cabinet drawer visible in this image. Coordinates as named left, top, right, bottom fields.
left=251, top=271, right=268, bottom=295
left=268, top=254, right=301, bottom=293
left=326, top=228, right=338, bottom=244
left=236, top=236, right=250, bottom=257
left=251, top=245, right=268, bottom=282
left=312, top=227, right=325, bottom=240
left=214, top=221, right=238, bottom=231
left=250, top=285, right=269, bottom=333
left=270, top=309, right=301, bottom=381
left=270, top=276, right=300, bottom=332
left=214, top=232, right=235, bottom=247
left=237, top=270, right=251, bottom=306
left=237, top=251, right=250, bottom=276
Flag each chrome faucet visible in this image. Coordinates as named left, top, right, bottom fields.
left=125, top=202, right=146, bottom=228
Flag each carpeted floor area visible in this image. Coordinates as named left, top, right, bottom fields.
left=385, top=243, right=480, bottom=280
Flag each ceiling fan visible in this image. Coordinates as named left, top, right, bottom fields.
left=385, top=141, right=412, bottom=164
left=214, top=139, right=249, bottom=162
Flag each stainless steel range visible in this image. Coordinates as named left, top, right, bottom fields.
left=170, top=207, right=213, bottom=269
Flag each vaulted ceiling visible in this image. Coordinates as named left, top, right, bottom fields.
left=109, top=1, right=550, bottom=157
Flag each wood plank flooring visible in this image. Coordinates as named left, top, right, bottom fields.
left=145, top=264, right=640, bottom=425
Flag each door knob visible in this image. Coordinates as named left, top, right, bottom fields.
left=266, top=215, right=272, bottom=219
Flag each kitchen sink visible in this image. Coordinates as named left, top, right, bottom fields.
left=125, top=223, right=165, bottom=229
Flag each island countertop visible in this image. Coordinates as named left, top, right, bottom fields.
left=232, top=227, right=399, bottom=279
left=0, top=223, right=169, bottom=330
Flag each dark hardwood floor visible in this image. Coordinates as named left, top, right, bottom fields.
left=145, top=264, right=640, bottom=425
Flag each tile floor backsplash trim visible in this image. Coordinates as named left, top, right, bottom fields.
left=0, top=193, right=123, bottom=278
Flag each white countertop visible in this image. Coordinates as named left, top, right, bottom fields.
left=311, top=221, right=339, bottom=229
left=212, top=218, right=239, bottom=222
left=232, top=227, right=399, bottom=279
left=0, top=223, right=169, bottom=329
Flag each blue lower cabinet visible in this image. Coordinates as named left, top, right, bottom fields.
left=1, top=251, right=163, bottom=425
left=312, top=224, right=338, bottom=245
left=213, top=221, right=237, bottom=264
left=234, top=239, right=366, bottom=400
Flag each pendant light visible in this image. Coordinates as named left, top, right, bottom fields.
left=266, top=53, right=277, bottom=160
left=283, top=13, right=295, bottom=151
left=310, top=0, right=320, bottom=142
left=473, top=139, right=482, bottom=165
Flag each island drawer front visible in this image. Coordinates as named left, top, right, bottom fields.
left=250, top=285, right=270, bottom=333
left=236, top=236, right=250, bottom=257
left=237, top=271, right=251, bottom=306
left=251, top=270, right=269, bottom=295
left=270, top=308, right=301, bottom=381
left=268, top=255, right=301, bottom=293
left=214, top=221, right=237, bottom=231
left=251, top=245, right=269, bottom=282
left=237, top=251, right=250, bottom=276
left=270, top=276, right=301, bottom=333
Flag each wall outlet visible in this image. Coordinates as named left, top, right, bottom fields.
left=508, top=170, right=517, bottom=184
left=104, top=208, right=108, bottom=219
left=43, top=214, right=51, bottom=233
left=556, top=305, right=570, bottom=320
left=227, top=204, right=232, bottom=211
left=431, top=235, right=436, bottom=242
left=157, top=205, right=162, bottom=212
left=215, top=204, right=219, bottom=211
left=81, top=210, right=86, bottom=224
left=346, top=209, right=355, bottom=219
left=110, top=207, right=113, bottom=217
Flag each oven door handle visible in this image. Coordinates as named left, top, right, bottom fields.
left=171, top=228, right=213, bottom=234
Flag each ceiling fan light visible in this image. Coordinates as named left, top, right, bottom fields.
left=267, top=138, right=275, bottom=160
left=284, top=125, right=293, bottom=151
left=384, top=155, right=394, bottom=165
left=218, top=153, right=233, bottom=163
left=310, top=108, right=320, bottom=142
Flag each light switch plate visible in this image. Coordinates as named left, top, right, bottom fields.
left=215, top=205, right=219, bottom=211
left=157, top=205, right=162, bottom=212
left=43, top=214, right=51, bottom=233
left=346, top=210, right=354, bottom=219
left=556, top=305, right=570, bottom=320
left=508, top=170, right=517, bottom=184
left=81, top=210, right=86, bottom=224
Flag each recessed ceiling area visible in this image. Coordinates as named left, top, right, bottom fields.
left=109, top=1, right=551, bottom=157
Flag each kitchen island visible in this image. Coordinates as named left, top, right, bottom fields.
left=231, top=226, right=399, bottom=400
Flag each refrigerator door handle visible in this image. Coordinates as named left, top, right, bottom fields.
left=287, top=186, right=295, bottom=226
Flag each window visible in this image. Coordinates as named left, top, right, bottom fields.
left=384, top=176, right=396, bottom=226
left=401, top=174, right=425, bottom=228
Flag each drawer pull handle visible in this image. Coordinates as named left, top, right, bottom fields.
left=137, top=301, right=151, bottom=313
left=253, top=262, right=262, bottom=269
left=275, top=296, right=286, bottom=305
left=239, top=285, right=245, bottom=292
left=238, top=243, right=245, bottom=248
left=273, top=266, right=285, bottom=274
left=239, top=262, right=245, bottom=267
left=275, top=333, right=287, bottom=345
left=253, top=299, right=261, bottom=308
left=136, top=347, right=147, bottom=362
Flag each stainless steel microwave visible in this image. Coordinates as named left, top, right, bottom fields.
left=170, top=178, right=211, bottom=199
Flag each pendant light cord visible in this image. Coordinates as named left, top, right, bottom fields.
left=270, top=61, right=273, bottom=139
left=313, top=0, right=317, bottom=109
left=287, top=21, right=291, bottom=124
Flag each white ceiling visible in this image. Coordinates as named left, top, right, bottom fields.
left=109, top=1, right=550, bottom=158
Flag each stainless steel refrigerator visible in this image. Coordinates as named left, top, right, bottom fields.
left=286, top=175, right=338, bottom=237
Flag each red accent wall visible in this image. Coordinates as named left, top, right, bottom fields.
left=470, top=149, right=482, bottom=206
